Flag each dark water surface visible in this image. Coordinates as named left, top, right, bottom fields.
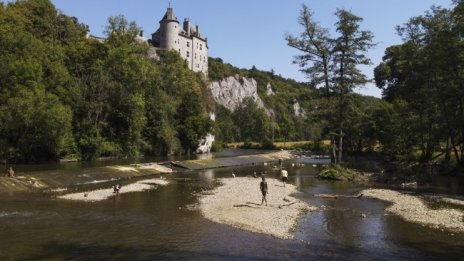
left=0, top=159, right=463, bottom=260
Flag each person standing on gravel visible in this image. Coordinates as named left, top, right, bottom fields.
left=280, top=169, right=288, bottom=187
left=260, top=176, right=268, bottom=206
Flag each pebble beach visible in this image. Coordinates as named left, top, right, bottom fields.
left=362, top=189, right=464, bottom=232
left=199, top=177, right=317, bottom=239
left=58, top=178, right=169, bottom=202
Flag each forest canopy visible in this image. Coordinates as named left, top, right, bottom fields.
left=1, top=0, right=463, bottom=173
left=0, top=0, right=211, bottom=162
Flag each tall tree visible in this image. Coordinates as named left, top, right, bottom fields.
left=286, top=4, right=333, bottom=97
left=374, top=3, right=464, bottom=165
left=287, top=6, right=374, bottom=163
left=332, top=9, right=375, bottom=162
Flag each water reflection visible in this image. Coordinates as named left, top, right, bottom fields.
left=199, top=169, right=215, bottom=182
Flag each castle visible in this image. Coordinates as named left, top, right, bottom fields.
left=151, top=7, right=208, bottom=75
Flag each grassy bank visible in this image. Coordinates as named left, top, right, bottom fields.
left=227, top=140, right=331, bottom=153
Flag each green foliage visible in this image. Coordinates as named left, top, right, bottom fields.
left=208, top=57, right=240, bottom=81
left=0, top=0, right=212, bottom=162
left=233, top=97, right=271, bottom=146
left=285, top=4, right=333, bottom=97
left=0, top=86, right=73, bottom=162
left=213, top=105, right=238, bottom=146
left=374, top=3, right=464, bottom=166
left=209, top=56, right=324, bottom=145
left=287, top=5, right=375, bottom=163
left=317, top=163, right=365, bottom=182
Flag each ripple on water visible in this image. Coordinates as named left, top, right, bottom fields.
left=0, top=211, right=35, bottom=218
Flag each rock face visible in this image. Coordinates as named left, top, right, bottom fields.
left=196, top=133, right=215, bottom=154
left=266, top=83, right=275, bottom=96
left=293, top=100, right=306, bottom=118
left=196, top=113, right=216, bottom=154
left=207, top=75, right=266, bottom=112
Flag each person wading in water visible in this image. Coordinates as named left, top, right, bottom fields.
left=260, top=176, right=268, bottom=206
left=6, top=167, right=14, bottom=177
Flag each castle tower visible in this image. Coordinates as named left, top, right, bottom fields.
left=151, top=7, right=208, bottom=75
left=159, top=7, right=179, bottom=50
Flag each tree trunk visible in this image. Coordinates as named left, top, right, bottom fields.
left=450, top=135, right=461, bottom=164
left=331, top=137, right=337, bottom=164
left=338, top=126, right=343, bottom=163
left=444, top=137, right=451, bottom=163
left=338, top=49, right=345, bottom=164
left=323, top=55, right=330, bottom=98
left=459, top=98, right=464, bottom=166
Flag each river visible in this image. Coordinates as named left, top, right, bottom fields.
left=0, top=150, right=463, bottom=260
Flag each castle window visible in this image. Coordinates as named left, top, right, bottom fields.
left=187, top=42, right=190, bottom=47
left=200, top=44, right=202, bottom=50
left=187, top=51, right=190, bottom=57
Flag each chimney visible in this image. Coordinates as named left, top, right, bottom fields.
left=183, top=18, right=190, bottom=35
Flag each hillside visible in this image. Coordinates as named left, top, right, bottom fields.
left=0, top=0, right=385, bottom=163
left=0, top=0, right=212, bottom=162
left=207, top=57, right=326, bottom=147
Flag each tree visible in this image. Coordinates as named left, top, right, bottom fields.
left=104, top=14, right=140, bottom=47
left=286, top=4, right=333, bottom=97
left=278, top=112, right=296, bottom=145
left=214, top=106, right=238, bottom=145
left=0, top=86, right=73, bottom=162
left=332, top=9, right=375, bottom=163
left=374, top=3, right=464, bottom=165
left=287, top=6, right=374, bottom=163
left=233, top=98, right=271, bottom=146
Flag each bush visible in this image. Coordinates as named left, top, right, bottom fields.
left=317, top=164, right=365, bottom=182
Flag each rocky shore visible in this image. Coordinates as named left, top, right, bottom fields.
left=199, top=177, right=317, bottom=239
left=362, top=189, right=464, bottom=232
left=58, top=178, right=169, bottom=202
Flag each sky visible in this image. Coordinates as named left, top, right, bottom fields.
left=49, top=0, right=454, bottom=98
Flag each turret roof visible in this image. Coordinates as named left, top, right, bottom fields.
left=161, top=7, right=177, bottom=21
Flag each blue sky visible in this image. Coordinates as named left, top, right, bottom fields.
left=50, top=0, right=453, bottom=98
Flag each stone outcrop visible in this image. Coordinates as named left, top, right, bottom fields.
left=196, top=113, right=216, bottom=154
left=196, top=133, right=215, bottom=154
left=266, top=83, right=275, bottom=96
left=207, top=75, right=266, bottom=112
left=293, top=100, right=306, bottom=118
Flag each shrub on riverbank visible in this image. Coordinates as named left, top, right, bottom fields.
left=317, top=164, right=369, bottom=182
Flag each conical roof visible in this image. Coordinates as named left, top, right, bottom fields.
left=161, top=7, right=177, bottom=21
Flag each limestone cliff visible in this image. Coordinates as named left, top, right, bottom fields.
left=207, top=75, right=267, bottom=112
left=293, top=100, right=306, bottom=118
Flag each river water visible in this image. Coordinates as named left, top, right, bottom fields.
left=0, top=151, right=463, bottom=260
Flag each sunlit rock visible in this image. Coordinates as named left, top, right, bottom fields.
left=196, top=133, right=215, bottom=154
left=208, top=75, right=266, bottom=111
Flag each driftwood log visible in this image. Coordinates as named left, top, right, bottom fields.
left=314, top=193, right=363, bottom=199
